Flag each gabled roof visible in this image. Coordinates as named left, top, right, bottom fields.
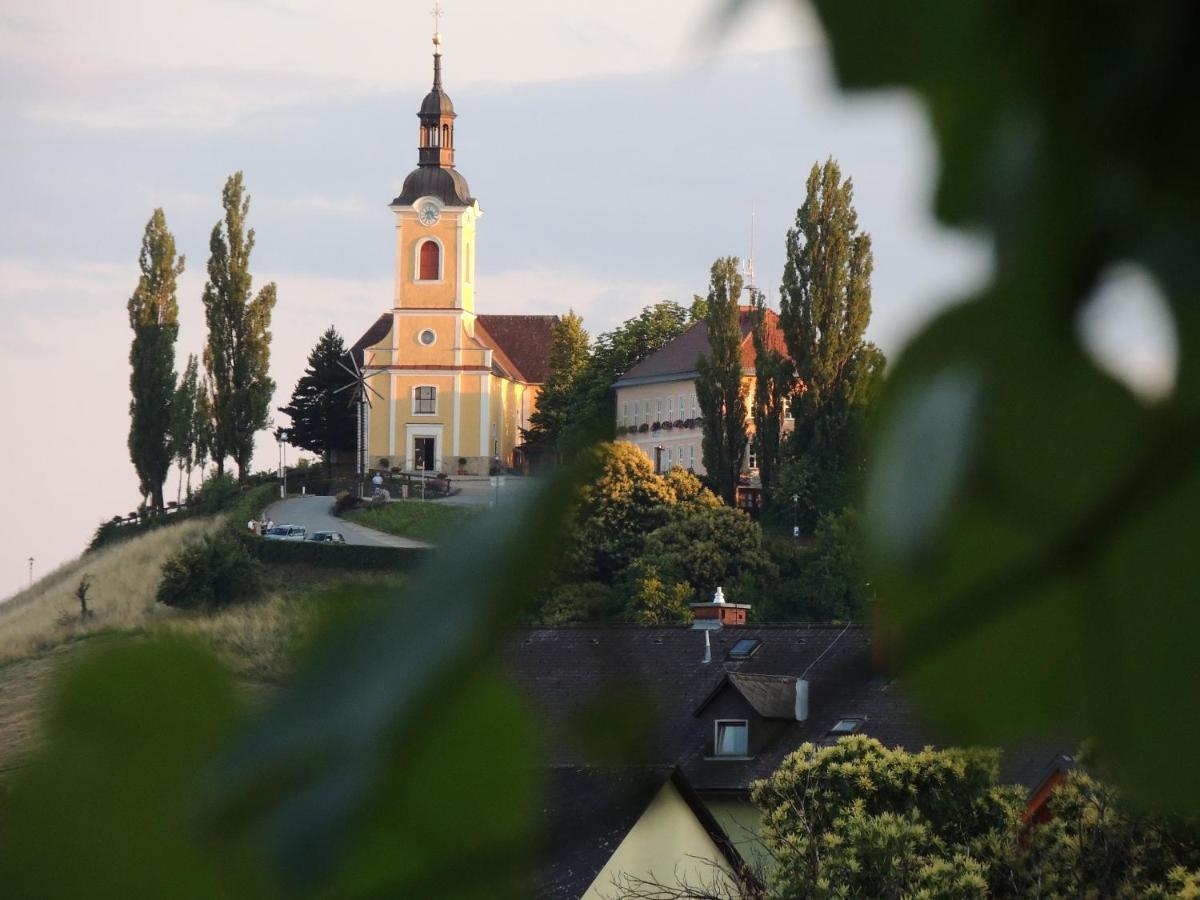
left=477, top=315, right=558, bottom=384
left=350, top=313, right=393, bottom=366
left=614, top=307, right=788, bottom=387
left=726, top=672, right=799, bottom=720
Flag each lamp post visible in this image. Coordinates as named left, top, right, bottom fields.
left=655, top=445, right=664, bottom=475
left=792, top=494, right=799, bottom=538
left=275, top=428, right=290, bottom=499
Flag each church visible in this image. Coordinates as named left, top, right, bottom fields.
left=352, top=29, right=556, bottom=476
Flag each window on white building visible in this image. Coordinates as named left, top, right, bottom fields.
left=748, top=445, right=758, bottom=470
left=691, top=395, right=697, bottom=418
left=667, top=398, right=674, bottom=419
left=622, top=401, right=628, bottom=426
left=689, top=444, right=695, bottom=467
left=656, top=398, right=662, bottom=420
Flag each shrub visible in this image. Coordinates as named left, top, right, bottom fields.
left=334, top=490, right=359, bottom=515
left=157, top=530, right=264, bottom=610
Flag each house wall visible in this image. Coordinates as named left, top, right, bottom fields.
left=583, top=781, right=737, bottom=899
left=703, top=798, right=775, bottom=879
left=615, top=374, right=794, bottom=478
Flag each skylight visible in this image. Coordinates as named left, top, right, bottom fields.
left=728, top=638, right=761, bottom=659
left=829, top=717, right=864, bottom=735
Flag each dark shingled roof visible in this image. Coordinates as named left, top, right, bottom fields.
left=477, top=315, right=559, bottom=384
left=392, top=166, right=474, bottom=207
left=350, top=313, right=392, bottom=365
left=505, top=624, right=1069, bottom=793
left=615, top=307, right=787, bottom=386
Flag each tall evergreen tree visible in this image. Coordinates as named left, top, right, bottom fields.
left=278, top=326, right=357, bottom=473
left=171, top=354, right=200, bottom=502
left=777, top=159, right=884, bottom=530
left=695, top=257, right=749, bottom=506
left=202, top=172, right=277, bottom=482
left=524, top=311, right=590, bottom=452
left=749, top=288, right=793, bottom=509
left=127, top=208, right=183, bottom=510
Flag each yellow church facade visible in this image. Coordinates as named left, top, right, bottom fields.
left=352, top=33, right=555, bottom=476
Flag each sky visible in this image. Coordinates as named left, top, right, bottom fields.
left=0, top=0, right=1012, bottom=599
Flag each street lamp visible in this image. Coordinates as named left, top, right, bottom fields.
left=792, top=494, right=800, bottom=538
left=275, top=428, right=291, bottom=499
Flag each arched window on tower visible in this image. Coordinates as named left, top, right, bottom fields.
left=442, top=124, right=450, bottom=146
left=419, top=240, right=441, bottom=281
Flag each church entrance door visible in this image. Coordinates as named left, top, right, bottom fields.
left=413, top=437, right=436, bottom=471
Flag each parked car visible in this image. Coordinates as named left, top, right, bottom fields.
left=310, top=531, right=346, bottom=544
left=263, top=524, right=307, bottom=541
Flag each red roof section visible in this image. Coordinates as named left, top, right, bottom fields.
left=476, top=314, right=559, bottom=384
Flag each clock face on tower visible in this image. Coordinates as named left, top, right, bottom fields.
left=416, top=200, right=441, bottom=226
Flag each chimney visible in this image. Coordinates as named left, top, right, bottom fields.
left=794, top=678, right=809, bottom=722
left=690, top=585, right=751, bottom=628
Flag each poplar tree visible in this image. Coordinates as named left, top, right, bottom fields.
left=749, top=288, right=793, bottom=508
left=695, top=257, right=749, bottom=506
left=202, top=172, right=277, bottom=482
left=127, top=208, right=183, bottom=510
left=525, top=311, right=590, bottom=452
left=171, top=354, right=200, bottom=502
left=778, top=159, right=883, bottom=529
left=194, top=379, right=214, bottom=481
left=279, top=326, right=357, bottom=474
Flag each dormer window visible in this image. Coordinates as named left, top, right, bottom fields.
left=714, top=720, right=749, bottom=757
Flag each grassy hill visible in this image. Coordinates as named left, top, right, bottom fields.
left=0, top=511, right=405, bottom=773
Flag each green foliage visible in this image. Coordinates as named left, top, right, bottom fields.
left=157, top=529, right=264, bottom=610
left=753, top=737, right=1200, bottom=899
left=245, top=537, right=433, bottom=572
left=171, top=354, right=200, bottom=502
left=750, top=288, right=794, bottom=508
left=543, top=442, right=766, bottom=621
left=558, top=301, right=691, bottom=458
left=203, top=172, right=277, bottom=482
left=278, top=326, right=357, bottom=472
left=756, top=0, right=1200, bottom=810
left=794, top=508, right=868, bottom=621
left=524, top=310, right=590, bottom=450
left=127, top=207, right=183, bottom=510
left=754, top=736, right=1023, bottom=899
left=194, top=376, right=215, bottom=478
left=345, top=500, right=479, bottom=543
left=696, top=257, right=750, bottom=505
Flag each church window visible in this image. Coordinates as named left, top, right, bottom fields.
left=413, top=385, right=437, bottom=415
left=442, top=124, right=450, bottom=146
left=418, top=328, right=436, bottom=346
left=418, top=240, right=441, bottom=281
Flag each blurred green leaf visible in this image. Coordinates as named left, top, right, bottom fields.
left=0, top=637, right=261, bottom=898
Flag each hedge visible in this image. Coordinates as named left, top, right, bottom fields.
left=242, top=535, right=435, bottom=572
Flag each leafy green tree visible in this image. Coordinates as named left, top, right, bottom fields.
left=127, top=208, right=183, bottom=510
left=278, top=326, right=356, bottom=474
left=749, top=288, right=793, bottom=510
left=202, top=172, right=277, bottom=482
left=559, top=301, right=691, bottom=458
left=696, top=257, right=750, bottom=505
left=795, top=507, right=868, bottom=621
left=524, top=311, right=590, bottom=451
left=193, top=378, right=214, bottom=482
left=171, top=354, right=200, bottom=502
left=627, top=564, right=693, bottom=624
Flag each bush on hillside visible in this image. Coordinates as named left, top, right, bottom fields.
left=157, top=530, right=264, bottom=611
left=334, top=491, right=358, bottom=515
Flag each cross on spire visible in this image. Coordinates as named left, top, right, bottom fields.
left=431, top=0, right=444, bottom=48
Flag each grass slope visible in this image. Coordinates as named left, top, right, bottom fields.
left=346, top=500, right=479, bottom=543
left=0, top=514, right=407, bottom=772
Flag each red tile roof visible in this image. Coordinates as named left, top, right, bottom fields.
left=476, top=314, right=559, bottom=384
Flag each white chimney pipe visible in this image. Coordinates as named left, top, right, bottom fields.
left=703, top=629, right=712, bottom=664
left=795, top=678, right=809, bottom=722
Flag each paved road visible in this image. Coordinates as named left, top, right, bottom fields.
left=263, top=496, right=433, bottom=548
left=437, top=476, right=538, bottom=507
